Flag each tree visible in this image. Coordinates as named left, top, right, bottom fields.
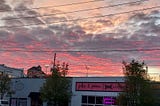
left=40, top=62, right=71, bottom=106
left=117, top=60, right=154, bottom=106
left=0, top=72, right=12, bottom=99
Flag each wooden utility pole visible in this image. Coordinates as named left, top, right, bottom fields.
left=53, top=53, right=56, bottom=68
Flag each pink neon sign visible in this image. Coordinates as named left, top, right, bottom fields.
left=76, top=82, right=125, bottom=92
left=103, top=97, right=116, bottom=105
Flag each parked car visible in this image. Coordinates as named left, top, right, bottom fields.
left=0, top=100, right=9, bottom=106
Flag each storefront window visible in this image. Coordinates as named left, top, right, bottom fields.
left=88, top=96, right=95, bottom=104
left=95, top=105, right=103, bottom=106
left=96, top=96, right=103, bottom=104
left=82, top=96, right=87, bottom=103
left=81, top=96, right=117, bottom=106
left=18, top=98, right=27, bottom=106
left=10, top=98, right=27, bottom=106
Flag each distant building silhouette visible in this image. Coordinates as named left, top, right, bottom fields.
left=149, top=73, right=160, bottom=81
left=27, top=65, right=46, bottom=78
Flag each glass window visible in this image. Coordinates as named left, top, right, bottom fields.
left=82, top=95, right=117, bottom=106
left=96, top=96, right=103, bottom=104
left=18, top=98, right=27, bottom=106
left=88, top=96, right=95, bottom=104
left=82, top=96, right=87, bottom=103
left=112, top=97, right=117, bottom=105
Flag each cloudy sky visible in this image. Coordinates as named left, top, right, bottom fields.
left=0, top=0, right=160, bottom=76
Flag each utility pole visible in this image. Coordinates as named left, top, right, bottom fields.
left=85, top=65, right=89, bottom=77
left=53, top=53, right=56, bottom=69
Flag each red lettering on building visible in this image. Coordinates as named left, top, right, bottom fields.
left=76, top=82, right=125, bottom=92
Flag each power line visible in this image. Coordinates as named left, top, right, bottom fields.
left=0, top=48, right=160, bottom=52
left=1, top=0, right=143, bottom=21
left=0, top=0, right=104, bottom=13
left=0, top=5, right=159, bottom=28
left=1, top=45, right=159, bottom=50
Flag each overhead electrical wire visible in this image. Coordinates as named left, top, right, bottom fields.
left=0, top=0, right=104, bottom=12
left=0, top=5, right=160, bottom=28
left=1, top=46, right=159, bottom=50
left=0, top=48, right=160, bottom=52
left=1, top=0, right=143, bottom=21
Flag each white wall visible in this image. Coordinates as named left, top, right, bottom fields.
left=0, top=64, right=24, bottom=78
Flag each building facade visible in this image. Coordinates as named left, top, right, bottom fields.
left=8, top=77, right=124, bottom=106
left=71, top=77, right=124, bottom=106
left=10, top=78, right=45, bottom=106
left=6, top=77, right=160, bottom=106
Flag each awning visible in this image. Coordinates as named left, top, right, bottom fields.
left=28, top=92, right=40, bottom=98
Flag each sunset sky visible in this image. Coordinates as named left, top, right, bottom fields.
left=0, top=0, right=160, bottom=77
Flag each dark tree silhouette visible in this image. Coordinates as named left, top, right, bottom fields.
left=40, top=61, right=71, bottom=106
left=117, top=60, right=154, bottom=106
left=0, top=72, right=12, bottom=99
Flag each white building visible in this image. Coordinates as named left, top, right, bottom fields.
left=0, top=64, right=24, bottom=78
left=9, top=77, right=124, bottom=106
left=10, top=78, right=45, bottom=106
left=71, top=77, right=124, bottom=106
